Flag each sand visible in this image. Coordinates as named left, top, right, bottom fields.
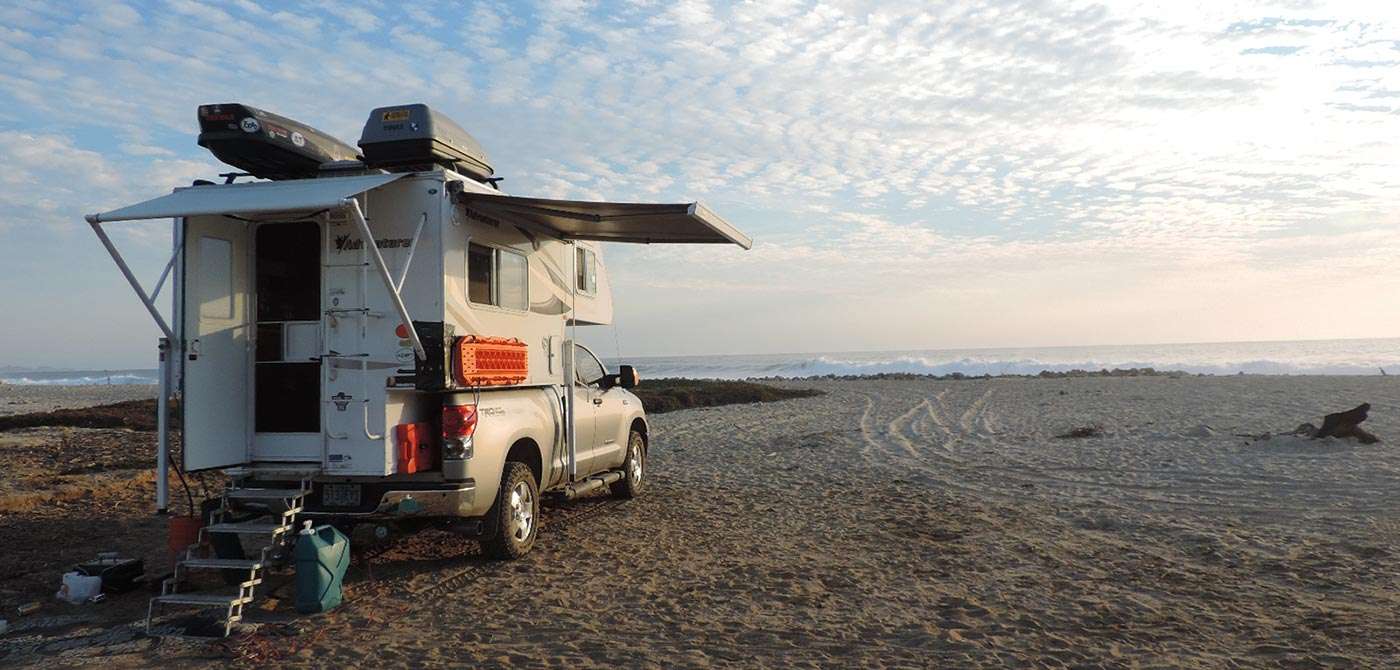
left=4, top=376, right=1400, bottom=668
left=0, top=384, right=156, bottom=417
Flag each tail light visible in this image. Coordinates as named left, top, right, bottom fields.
left=442, top=404, right=477, bottom=460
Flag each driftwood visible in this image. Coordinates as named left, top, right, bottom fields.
left=1055, top=424, right=1104, bottom=439
left=1297, top=403, right=1379, bottom=444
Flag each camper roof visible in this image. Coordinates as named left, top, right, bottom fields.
left=458, top=193, right=752, bottom=249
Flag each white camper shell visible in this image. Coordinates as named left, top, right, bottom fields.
left=87, top=109, right=749, bottom=537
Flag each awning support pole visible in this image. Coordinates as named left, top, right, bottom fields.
left=150, top=241, right=182, bottom=302
left=345, top=198, right=426, bottom=360
left=394, top=212, right=427, bottom=292
left=156, top=337, right=170, bottom=514
left=565, top=242, right=578, bottom=483
left=86, top=217, right=175, bottom=339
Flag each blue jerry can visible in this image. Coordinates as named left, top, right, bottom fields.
left=294, top=521, right=350, bottom=614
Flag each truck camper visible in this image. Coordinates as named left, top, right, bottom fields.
left=85, top=103, right=750, bottom=634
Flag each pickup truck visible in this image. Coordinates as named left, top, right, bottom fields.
left=437, top=342, right=648, bottom=558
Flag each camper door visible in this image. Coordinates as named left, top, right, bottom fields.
left=182, top=216, right=251, bottom=471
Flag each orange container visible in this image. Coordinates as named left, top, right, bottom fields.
left=168, top=515, right=204, bottom=556
left=453, top=336, right=528, bottom=387
left=395, top=422, right=437, bottom=473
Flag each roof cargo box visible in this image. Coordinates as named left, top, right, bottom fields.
left=197, top=103, right=360, bottom=181
left=358, top=104, right=494, bottom=181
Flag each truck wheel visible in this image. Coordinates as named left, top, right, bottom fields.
left=610, top=430, right=646, bottom=499
left=483, top=461, right=540, bottom=560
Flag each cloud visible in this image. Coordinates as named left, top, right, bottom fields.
left=0, top=0, right=1397, bottom=362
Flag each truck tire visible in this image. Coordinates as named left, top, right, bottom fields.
left=610, top=430, right=646, bottom=499
left=482, top=461, right=540, bottom=560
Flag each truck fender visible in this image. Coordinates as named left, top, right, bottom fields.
left=472, top=425, right=550, bottom=513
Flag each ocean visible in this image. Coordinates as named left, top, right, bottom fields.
left=606, top=337, right=1400, bottom=380
left=2, top=337, right=1397, bottom=385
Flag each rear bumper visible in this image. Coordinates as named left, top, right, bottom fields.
left=373, top=485, right=477, bottom=517
left=300, top=480, right=477, bottom=518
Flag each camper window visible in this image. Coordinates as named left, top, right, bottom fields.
left=198, top=237, right=233, bottom=318
left=498, top=249, right=528, bottom=310
left=467, top=242, right=528, bottom=311
left=575, top=247, right=597, bottom=294
left=467, top=243, right=493, bottom=304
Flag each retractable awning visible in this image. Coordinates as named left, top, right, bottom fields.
left=457, top=193, right=752, bottom=249
left=85, top=173, right=407, bottom=223
left=83, top=171, right=422, bottom=357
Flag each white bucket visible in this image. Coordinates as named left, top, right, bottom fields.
left=56, top=572, right=102, bottom=604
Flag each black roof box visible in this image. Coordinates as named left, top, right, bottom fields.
left=197, top=104, right=359, bottom=180
left=358, top=104, right=493, bottom=181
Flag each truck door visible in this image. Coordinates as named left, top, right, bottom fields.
left=571, top=382, right=597, bottom=476
left=182, top=217, right=251, bottom=471
left=573, top=344, right=625, bottom=473
left=592, top=383, right=629, bottom=470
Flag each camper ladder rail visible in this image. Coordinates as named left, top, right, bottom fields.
left=145, top=479, right=312, bottom=637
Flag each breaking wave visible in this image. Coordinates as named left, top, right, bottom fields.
left=614, top=338, right=1400, bottom=380
left=1, top=371, right=160, bottom=386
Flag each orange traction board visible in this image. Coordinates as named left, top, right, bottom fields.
left=453, top=335, right=528, bottom=387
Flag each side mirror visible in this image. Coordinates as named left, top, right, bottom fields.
left=618, top=365, right=639, bottom=389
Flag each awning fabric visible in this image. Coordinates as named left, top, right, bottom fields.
left=458, top=193, right=752, bottom=249
left=86, top=173, right=407, bottom=223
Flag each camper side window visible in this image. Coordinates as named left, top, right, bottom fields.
left=575, top=247, right=597, bottom=294
left=497, top=249, right=528, bottom=311
left=467, top=243, right=493, bottom=305
left=467, top=242, right=529, bottom=311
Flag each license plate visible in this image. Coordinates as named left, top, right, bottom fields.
left=322, top=484, right=362, bottom=507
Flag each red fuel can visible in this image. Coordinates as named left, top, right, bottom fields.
left=395, top=422, right=437, bottom=473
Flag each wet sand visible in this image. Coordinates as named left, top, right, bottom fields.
left=4, top=376, right=1400, bottom=667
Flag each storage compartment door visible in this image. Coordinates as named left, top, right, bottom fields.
left=183, top=217, right=252, bottom=471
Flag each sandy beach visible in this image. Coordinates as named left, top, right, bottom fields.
left=3, top=375, right=1399, bottom=668
left=0, top=384, right=157, bottom=417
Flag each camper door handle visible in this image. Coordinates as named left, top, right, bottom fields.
left=188, top=339, right=200, bottom=361
left=592, top=397, right=604, bottom=406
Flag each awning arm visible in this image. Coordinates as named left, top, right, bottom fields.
left=150, top=237, right=183, bottom=302
left=394, top=212, right=427, bottom=292
left=345, top=199, right=427, bottom=361
left=85, top=215, right=175, bottom=340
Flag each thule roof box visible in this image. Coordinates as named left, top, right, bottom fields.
left=358, top=104, right=494, bottom=181
left=197, top=103, right=359, bottom=181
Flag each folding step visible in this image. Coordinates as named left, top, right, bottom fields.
left=148, top=478, right=309, bottom=638
left=180, top=558, right=264, bottom=570
left=223, top=463, right=322, bottom=478
left=207, top=521, right=289, bottom=535
left=226, top=488, right=307, bottom=500
left=153, top=592, right=254, bottom=607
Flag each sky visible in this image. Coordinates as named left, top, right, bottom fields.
left=0, top=0, right=1397, bottom=369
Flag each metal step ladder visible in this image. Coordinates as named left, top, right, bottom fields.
left=146, top=480, right=311, bottom=637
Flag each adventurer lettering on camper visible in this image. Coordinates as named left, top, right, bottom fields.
left=333, top=234, right=413, bottom=252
